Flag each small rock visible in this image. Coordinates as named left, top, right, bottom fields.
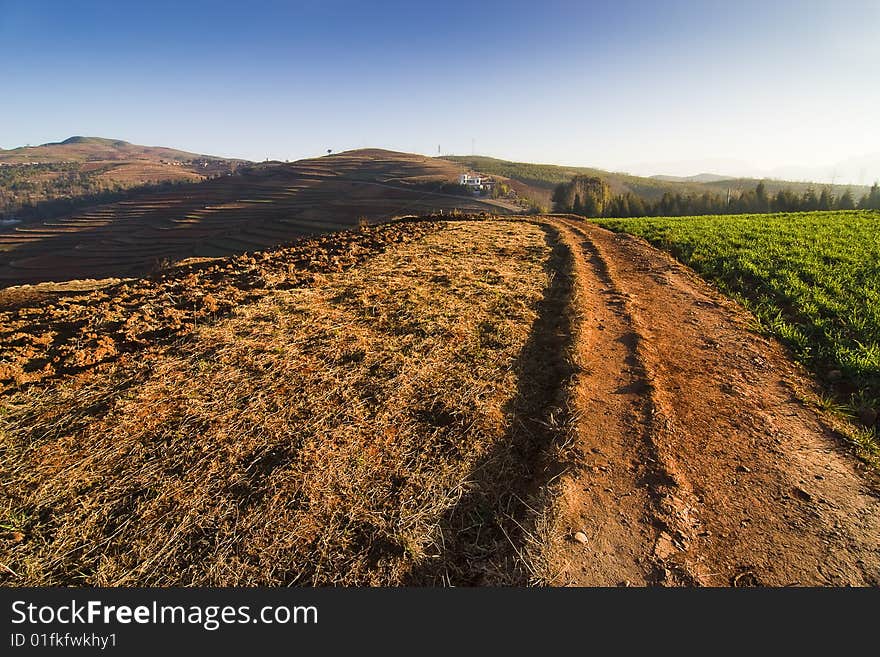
left=793, top=487, right=813, bottom=503
left=654, top=532, right=677, bottom=559
left=573, top=531, right=589, bottom=544
left=736, top=465, right=751, bottom=473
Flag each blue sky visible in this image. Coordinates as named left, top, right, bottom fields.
left=1, top=0, right=878, bottom=182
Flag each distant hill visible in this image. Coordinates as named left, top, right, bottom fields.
left=0, top=135, right=235, bottom=165
left=441, top=155, right=709, bottom=208
left=0, top=136, right=246, bottom=220
left=0, top=147, right=518, bottom=286
left=442, top=155, right=871, bottom=208
left=651, top=173, right=731, bottom=183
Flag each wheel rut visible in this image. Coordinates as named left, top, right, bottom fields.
left=540, top=216, right=880, bottom=586
left=544, top=219, right=701, bottom=585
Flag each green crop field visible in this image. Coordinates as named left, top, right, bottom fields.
left=597, top=210, right=880, bottom=455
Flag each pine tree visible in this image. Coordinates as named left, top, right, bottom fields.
left=773, top=190, right=788, bottom=212
left=755, top=182, right=770, bottom=212
left=551, top=183, right=570, bottom=212
left=802, top=186, right=818, bottom=211
left=629, top=194, right=646, bottom=217
left=582, top=194, right=599, bottom=217
left=837, top=189, right=855, bottom=210
left=860, top=182, right=880, bottom=210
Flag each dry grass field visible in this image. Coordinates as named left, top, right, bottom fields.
left=0, top=220, right=569, bottom=585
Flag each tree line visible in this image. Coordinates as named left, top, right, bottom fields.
left=553, top=175, right=880, bottom=217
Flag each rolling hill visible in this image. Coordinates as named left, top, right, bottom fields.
left=0, top=136, right=243, bottom=221
left=0, top=148, right=517, bottom=286
left=651, top=173, right=731, bottom=183
left=0, top=136, right=224, bottom=165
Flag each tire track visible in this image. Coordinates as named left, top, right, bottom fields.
left=546, top=218, right=702, bottom=584
left=545, top=216, right=880, bottom=586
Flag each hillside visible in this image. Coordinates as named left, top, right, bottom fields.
left=443, top=155, right=872, bottom=209
left=1, top=214, right=877, bottom=586
left=0, top=136, right=243, bottom=221
left=0, top=149, right=517, bottom=286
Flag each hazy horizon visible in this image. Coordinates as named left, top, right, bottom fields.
left=2, top=0, right=878, bottom=184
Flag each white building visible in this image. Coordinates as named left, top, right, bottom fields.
left=458, top=173, right=493, bottom=191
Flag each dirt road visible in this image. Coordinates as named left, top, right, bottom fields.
left=540, top=217, right=880, bottom=586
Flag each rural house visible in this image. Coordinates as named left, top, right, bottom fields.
left=458, top=173, right=494, bottom=193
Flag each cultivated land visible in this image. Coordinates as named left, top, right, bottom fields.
left=0, top=149, right=517, bottom=287
left=2, top=215, right=878, bottom=586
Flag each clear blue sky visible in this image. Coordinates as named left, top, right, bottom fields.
left=2, top=0, right=878, bottom=181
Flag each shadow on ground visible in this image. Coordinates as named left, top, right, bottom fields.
left=403, top=222, right=577, bottom=585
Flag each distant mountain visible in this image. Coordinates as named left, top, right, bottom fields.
left=0, top=135, right=241, bottom=165
left=626, top=154, right=880, bottom=187
left=765, top=154, right=880, bottom=187
left=50, top=136, right=131, bottom=147
left=651, top=173, right=732, bottom=183
left=0, top=137, right=248, bottom=220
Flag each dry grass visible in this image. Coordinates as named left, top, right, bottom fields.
left=0, top=221, right=442, bottom=392
left=0, top=220, right=571, bottom=585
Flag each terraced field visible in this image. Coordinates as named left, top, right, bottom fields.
left=0, top=149, right=517, bottom=287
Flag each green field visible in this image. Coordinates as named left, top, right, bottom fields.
left=597, top=210, right=880, bottom=451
